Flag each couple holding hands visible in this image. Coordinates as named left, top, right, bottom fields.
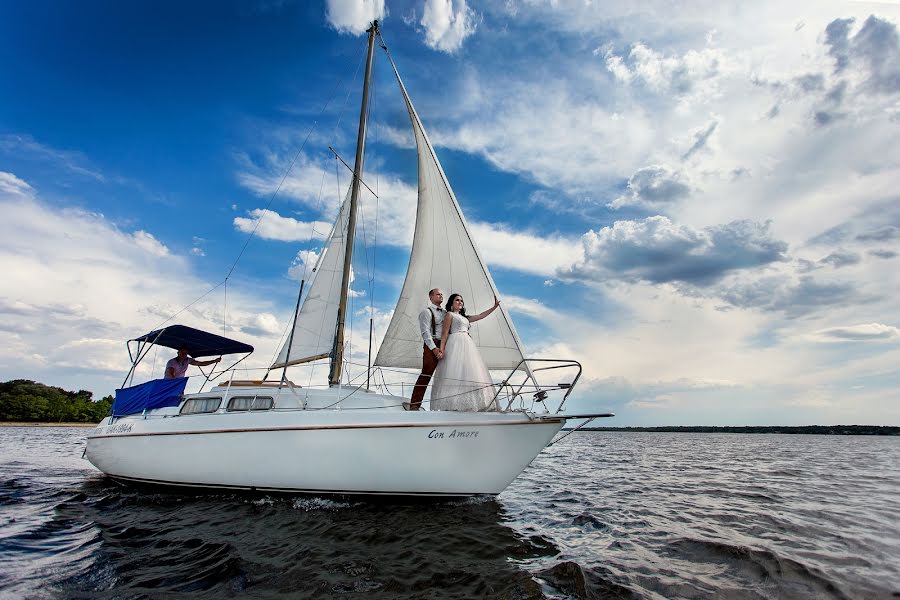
left=404, top=288, right=501, bottom=412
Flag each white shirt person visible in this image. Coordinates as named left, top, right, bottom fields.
left=406, top=288, right=447, bottom=410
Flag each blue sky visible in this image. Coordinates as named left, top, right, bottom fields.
left=1, top=0, right=899, bottom=425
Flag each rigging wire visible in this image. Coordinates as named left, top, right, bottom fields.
left=148, top=38, right=367, bottom=336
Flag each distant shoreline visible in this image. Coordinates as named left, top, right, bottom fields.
left=2, top=423, right=897, bottom=435
left=0, top=422, right=95, bottom=427
left=565, top=425, right=899, bottom=435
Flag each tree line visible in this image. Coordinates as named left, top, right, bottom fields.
left=0, top=380, right=112, bottom=423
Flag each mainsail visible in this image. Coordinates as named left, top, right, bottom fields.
left=271, top=190, right=351, bottom=369
left=374, top=49, right=528, bottom=371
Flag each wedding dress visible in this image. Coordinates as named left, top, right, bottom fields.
left=430, top=312, right=498, bottom=411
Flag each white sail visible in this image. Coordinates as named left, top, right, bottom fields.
left=374, top=53, right=528, bottom=371
left=271, top=190, right=351, bottom=369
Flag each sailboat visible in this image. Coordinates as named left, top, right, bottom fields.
left=84, top=22, right=612, bottom=496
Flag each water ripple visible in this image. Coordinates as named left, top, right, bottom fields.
left=1, top=428, right=899, bottom=598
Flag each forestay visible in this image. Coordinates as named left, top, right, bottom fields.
left=374, top=49, right=528, bottom=371
left=272, top=190, right=352, bottom=369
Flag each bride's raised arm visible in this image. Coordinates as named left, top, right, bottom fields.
left=467, top=295, right=500, bottom=323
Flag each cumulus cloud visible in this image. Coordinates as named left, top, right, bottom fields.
left=607, top=165, right=691, bottom=210
left=0, top=175, right=290, bottom=394
left=233, top=209, right=331, bottom=243
left=325, top=0, right=385, bottom=35
left=562, top=216, right=788, bottom=286
left=420, top=0, right=477, bottom=53
left=603, top=42, right=725, bottom=99
left=287, top=249, right=321, bottom=282
left=240, top=312, right=282, bottom=337
left=812, top=322, right=900, bottom=342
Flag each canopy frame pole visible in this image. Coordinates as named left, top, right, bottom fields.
left=329, top=20, right=378, bottom=387
left=121, top=327, right=170, bottom=388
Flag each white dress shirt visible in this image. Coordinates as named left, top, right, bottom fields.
left=418, top=304, right=446, bottom=350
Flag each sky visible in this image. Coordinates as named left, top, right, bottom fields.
left=1, top=0, right=899, bottom=426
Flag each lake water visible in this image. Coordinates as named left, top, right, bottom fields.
left=0, top=426, right=898, bottom=599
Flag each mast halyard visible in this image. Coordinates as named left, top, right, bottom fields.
left=329, top=20, right=379, bottom=386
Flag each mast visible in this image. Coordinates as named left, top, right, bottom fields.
left=329, top=20, right=378, bottom=386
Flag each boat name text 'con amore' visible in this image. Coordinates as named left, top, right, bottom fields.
left=428, top=429, right=479, bottom=439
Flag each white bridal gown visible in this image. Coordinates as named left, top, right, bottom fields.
left=430, top=312, right=498, bottom=411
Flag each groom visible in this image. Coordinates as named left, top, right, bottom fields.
left=405, top=288, right=446, bottom=411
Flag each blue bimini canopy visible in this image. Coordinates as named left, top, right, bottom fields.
left=131, top=325, right=254, bottom=357
left=113, top=377, right=188, bottom=416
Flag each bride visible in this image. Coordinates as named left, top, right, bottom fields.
left=430, top=293, right=501, bottom=412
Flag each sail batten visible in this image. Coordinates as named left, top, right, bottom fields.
left=374, top=44, right=529, bottom=372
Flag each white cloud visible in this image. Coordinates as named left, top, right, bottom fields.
left=325, top=0, right=386, bottom=35
left=131, top=230, right=170, bottom=257
left=240, top=312, right=283, bottom=337
left=0, top=176, right=287, bottom=395
left=470, top=222, right=581, bottom=276
left=420, top=0, right=478, bottom=53
left=233, top=209, right=331, bottom=243
left=287, top=249, right=321, bottom=281
left=604, top=42, right=727, bottom=102
left=0, top=171, right=33, bottom=197
left=235, top=152, right=417, bottom=247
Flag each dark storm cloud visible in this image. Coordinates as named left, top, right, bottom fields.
left=869, top=249, right=898, bottom=259
left=856, top=225, right=900, bottom=242
left=562, top=216, right=788, bottom=286
left=793, top=73, right=825, bottom=92
left=824, top=15, right=900, bottom=93
left=607, top=165, right=691, bottom=210
left=681, top=120, right=719, bottom=160
left=825, top=18, right=855, bottom=73
left=718, top=276, right=864, bottom=318
left=819, top=249, right=861, bottom=268
left=813, top=111, right=844, bottom=126
left=807, top=224, right=851, bottom=246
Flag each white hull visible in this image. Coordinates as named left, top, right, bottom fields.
left=85, top=386, right=565, bottom=496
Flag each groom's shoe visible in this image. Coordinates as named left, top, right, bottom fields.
left=402, top=402, right=421, bottom=411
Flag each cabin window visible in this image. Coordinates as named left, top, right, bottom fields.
left=180, top=397, right=221, bottom=415
left=226, top=396, right=274, bottom=412
left=227, top=396, right=253, bottom=411
left=252, top=396, right=274, bottom=410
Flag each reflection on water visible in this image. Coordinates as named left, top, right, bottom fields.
left=1, top=427, right=899, bottom=599
left=59, top=481, right=555, bottom=598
